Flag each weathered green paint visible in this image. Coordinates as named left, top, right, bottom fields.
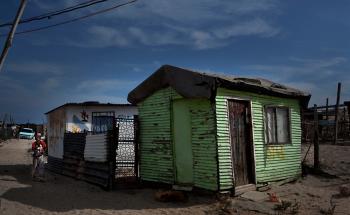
left=138, top=86, right=301, bottom=191
left=216, top=88, right=301, bottom=189
left=138, top=87, right=218, bottom=190
left=173, top=99, right=194, bottom=184
left=188, top=99, right=218, bottom=191
left=138, top=87, right=180, bottom=184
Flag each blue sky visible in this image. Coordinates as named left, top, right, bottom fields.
left=1, top=0, right=350, bottom=123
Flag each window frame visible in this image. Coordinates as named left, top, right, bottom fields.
left=264, top=105, right=292, bottom=145
left=91, top=111, right=115, bottom=134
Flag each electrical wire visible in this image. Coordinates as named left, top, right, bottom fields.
left=0, top=0, right=112, bottom=28
left=0, top=0, right=137, bottom=37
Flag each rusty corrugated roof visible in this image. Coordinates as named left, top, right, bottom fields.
left=128, top=65, right=311, bottom=107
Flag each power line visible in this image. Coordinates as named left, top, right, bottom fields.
left=0, top=0, right=113, bottom=28
left=26, top=0, right=99, bottom=18
left=17, top=0, right=105, bottom=25
left=0, top=0, right=137, bottom=37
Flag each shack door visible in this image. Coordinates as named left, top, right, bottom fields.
left=228, top=100, right=254, bottom=187
left=173, top=99, right=194, bottom=185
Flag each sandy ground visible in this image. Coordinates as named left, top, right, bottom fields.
left=1, top=139, right=350, bottom=215
left=0, top=139, right=216, bottom=215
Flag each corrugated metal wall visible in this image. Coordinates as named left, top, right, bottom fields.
left=138, top=87, right=218, bottom=190
left=84, top=133, right=108, bottom=162
left=216, top=88, right=302, bottom=189
left=188, top=100, right=218, bottom=190
left=61, top=132, right=114, bottom=188
left=47, top=107, right=66, bottom=158
left=138, top=87, right=179, bottom=184
left=46, top=156, right=63, bottom=174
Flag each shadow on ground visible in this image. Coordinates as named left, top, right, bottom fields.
left=0, top=164, right=214, bottom=212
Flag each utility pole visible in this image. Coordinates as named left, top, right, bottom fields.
left=313, top=104, right=319, bottom=169
left=333, top=82, right=341, bottom=145
left=0, top=0, right=27, bottom=72
left=325, top=98, right=329, bottom=121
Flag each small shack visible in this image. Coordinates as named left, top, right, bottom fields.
left=45, top=101, right=138, bottom=175
left=128, top=65, right=310, bottom=193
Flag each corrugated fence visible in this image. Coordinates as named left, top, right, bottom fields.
left=84, top=133, right=108, bottom=162
left=61, top=132, right=116, bottom=189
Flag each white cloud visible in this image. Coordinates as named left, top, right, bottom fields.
left=66, top=26, right=130, bottom=48
left=289, top=57, right=347, bottom=68
left=244, top=57, right=347, bottom=79
left=41, top=78, right=60, bottom=90
left=0, top=75, right=27, bottom=94
left=189, top=31, right=222, bottom=50
left=32, top=1, right=280, bottom=50
left=227, top=0, right=278, bottom=14
left=69, top=95, right=128, bottom=104
left=6, top=61, right=64, bottom=75
left=89, top=26, right=130, bottom=47
left=76, top=79, right=137, bottom=92
left=127, top=27, right=185, bottom=46
left=0, top=75, right=40, bottom=112
left=31, top=0, right=58, bottom=10
left=32, top=0, right=278, bottom=23
left=105, top=0, right=278, bottom=23
left=241, top=57, right=349, bottom=105
left=214, top=18, right=279, bottom=39
left=70, top=17, right=279, bottom=49
left=68, top=25, right=182, bottom=48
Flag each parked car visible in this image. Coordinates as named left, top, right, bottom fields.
left=19, top=128, right=35, bottom=139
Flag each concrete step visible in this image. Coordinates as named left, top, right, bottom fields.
left=234, top=184, right=256, bottom=196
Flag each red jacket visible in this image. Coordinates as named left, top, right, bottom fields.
left=32, top=140, right=47, bottom=151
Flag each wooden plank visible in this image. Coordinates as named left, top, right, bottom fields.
left=334, top=82, right=341, bottom=145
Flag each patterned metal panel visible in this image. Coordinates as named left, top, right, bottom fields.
left=115, top=117, right=137, bottom=179
left=216, top=88, right=302, bottom=189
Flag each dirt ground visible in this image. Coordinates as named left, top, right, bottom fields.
left=0, top=139, right=350, bottom=215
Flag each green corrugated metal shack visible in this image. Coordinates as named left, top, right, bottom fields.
left=128, top=65, right=310, bottom=192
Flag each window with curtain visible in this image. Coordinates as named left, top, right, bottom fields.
left=265, top=106, right=291, bottom=144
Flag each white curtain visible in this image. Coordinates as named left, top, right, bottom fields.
left=276, top=108, right=289, bottom=143
left=266, top=108, right=276, bottom=143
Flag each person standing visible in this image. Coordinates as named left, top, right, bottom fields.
left=31, top=134, right=46, bottom=179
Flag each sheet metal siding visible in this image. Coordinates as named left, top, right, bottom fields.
left=216, top=88, right=301, bottom=189
left=138, top=87, right=180, bottom=184
left=138, top=88, right=218, bottom=190
left=47, top=156, right=63, bottom=174
left=47, top=107, right=66, bottom=158
left=62, top=132, right=114, bottom=188
left=63, top=133, right=86, bottom=157
left=189, top=100, right=218, bottom=190
left=84, top=134, right=108, bottom=162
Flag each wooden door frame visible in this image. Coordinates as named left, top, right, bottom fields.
left=225, top=97, right=256, bottom=187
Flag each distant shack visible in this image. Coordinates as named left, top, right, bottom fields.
left=45, top=102, right=138, bottom=174
left=128, top=65, right=310, bottom=193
